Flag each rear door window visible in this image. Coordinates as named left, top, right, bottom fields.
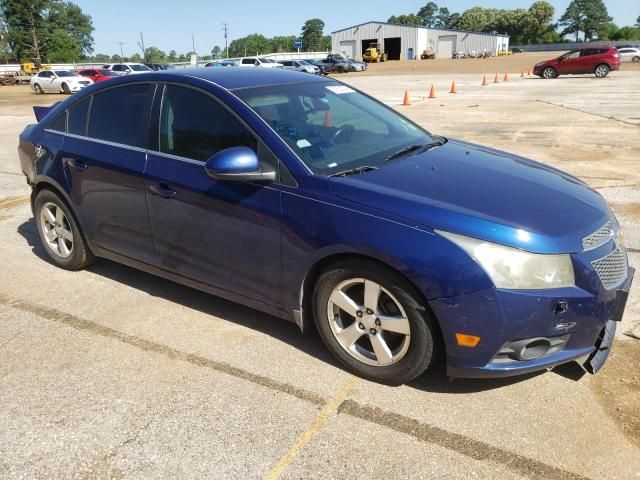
left=68, top=97, right=91, bottom=136
left=88, top=83, right=154, bottom=148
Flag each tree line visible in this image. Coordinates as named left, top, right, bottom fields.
left=388, top=1, right=640, bottom=44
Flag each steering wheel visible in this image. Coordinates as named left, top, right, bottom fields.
left=331, top=125, right=355, bottom=144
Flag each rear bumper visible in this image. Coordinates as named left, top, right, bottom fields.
left=430, top=266, right=634, bottom=379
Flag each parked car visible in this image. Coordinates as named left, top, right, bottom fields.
left=30, top=70, right=93, bottom=94
left=533, top=47, right=621, bottom=79
left=103, top=63, right=153, bottom=74
left=145, top=63, right=175, bottom=71
left=511, top=47, right=523, bottom=53
left=280, top=60, right=320, bottom=74
left=237, top=57, right=283, bottom=68
left=322, top=57, right=353, bottom=73
left=204, top=61, right=236, bottom=67
left=304, top=60, right=331, bottom=75
left=345, top=58, right=367, bottom=71
left=617, top=47, right=640, bottom=63
left=77, top=69, right=119, bottom=83
left=19, top=69, right=633, bottom=385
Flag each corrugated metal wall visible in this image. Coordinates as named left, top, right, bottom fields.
left=332, top=22, right=509, bottom=60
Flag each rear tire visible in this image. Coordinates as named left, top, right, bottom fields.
left=632, top=56, right=639, bottom=63
left=594, top=64, right=610, bottom=78
left=62, top=83, right=71, bottom=94
left=313, top=260, right=435, bottom=385
left=542, top=67, right=556, bottom=79
left=34, top=189, right=95, bottom=270
left=33, top=83, right=43, bottom=94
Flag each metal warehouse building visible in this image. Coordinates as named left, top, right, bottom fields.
left=331, top=21, right=510, bottom=60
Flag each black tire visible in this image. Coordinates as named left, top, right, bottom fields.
left=633, top=56, right=640, bottom=63
left=594, top=63, right=610, bottom=78
left=542, top=67, right=556, bottom=79
left=62, top=83, right=71, bottom=94
left=313, top=260, right=436, bottom=385
left=34, top=189, right=95, bottom=270
left=33, top=83, right=43, bottom=94
left=337, top=66, right=345, bottom=73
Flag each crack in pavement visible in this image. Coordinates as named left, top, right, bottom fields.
left=535, top=100, right=640, bottom=127
left=0, top=292, right=591, bottom=480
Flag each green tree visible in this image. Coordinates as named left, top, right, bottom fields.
left=91, top=53, right=110, bottom=62
left=559, top=0, right=611, bottom=41
left=321, top=35, right=331, bottom=51
left=456, top=7, right=489, bottom=31
left=387, top=14, right=423, bottom=25
left=636, top=15, right=640, bottom=27
left=167, top=50, right=177, bottom=62
left=144, top=46, right=166, bottom=63
left=611, top=25, right=640, bottom=40
left=228, top=33, right=270, bottom=57
left=130, top=52, right=142, bottom=63
left=521, top=1, right=555, bottom=43
left=417, top=2, right=439, bottom=27
left=47, top=1, right=93, bottom=59
left=211, top=45, right=221, bottom=58
left=0, top=0, right=48, bottom=62
left=301, top=18, right=324, bottom=51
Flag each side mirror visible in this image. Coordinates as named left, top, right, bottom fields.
left=204, top=146, right=276, bottom=183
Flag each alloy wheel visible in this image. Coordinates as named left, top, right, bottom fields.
left=542, top=67, right=555, bottom=79
left=40, top=201, right=74, bottom=258
left=595, top=65, right=609, bottom=78
left=327, top=278, right=411, bottom=367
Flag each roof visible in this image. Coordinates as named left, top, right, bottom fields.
left=136, top=67, right=330, bottom=90
left=331, top=21, right=509, bottom=38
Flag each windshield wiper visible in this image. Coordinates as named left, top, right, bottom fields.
left=329, top=165, right=378, bottom=177
left=384, top=136, right=447, bottom=163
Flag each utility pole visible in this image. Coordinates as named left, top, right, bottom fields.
left=222, top=23, right=229, bottom=58
left=117, top=42, right=125, bottom=62
left=192, top=33, right=196, bottom=55
left=137, top=31, right=146, bottom=62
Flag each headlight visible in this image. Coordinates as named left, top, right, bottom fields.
left=437, top=231, right=575, bottom=289
left=534, top=62, right=544, bottom=67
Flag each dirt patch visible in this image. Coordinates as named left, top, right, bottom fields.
left=610, top=202, right=640, bottom=222
left=591, top=339, right=640, bottom=447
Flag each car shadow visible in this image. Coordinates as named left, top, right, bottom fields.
left=17, top=217, right=574, bottom=394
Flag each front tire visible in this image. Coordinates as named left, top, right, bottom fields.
left=61, top=83, right=71, bottom=94
left=594, top=64, right=610, bottom=78
left=633, top=56, right=640, bottom=63
left=313, top=261, right=435, bottom=385
left=542, top=67, right=556, bottom=79
left=33, top=83, right=43, bottom=94
left=34, top=189, right=95, bottom=270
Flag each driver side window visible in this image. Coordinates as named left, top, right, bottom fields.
left=159, top=85, right=257, bottom=162
left=563, top=51, right=580, bottom=59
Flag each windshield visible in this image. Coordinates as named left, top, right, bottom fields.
left=55, top=71, right=76, bottom=77
left=259, top=58, right=275, bottom=63
left=236, top=81, right=433, bottom=176
left=99, top=69, right=118, bottom=76
left=130, top=64, right=152, bottom=71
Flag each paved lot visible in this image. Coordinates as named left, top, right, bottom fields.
left=1, top=62, right=640, bottom=479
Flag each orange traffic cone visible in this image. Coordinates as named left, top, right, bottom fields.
left=449, top=81, right=457, bottom=94
left=494, top=73, right=500, bottom=83
left=402, top=89, right=411, bottom=106
left=520, top=69, right=525, bottom=78
left=324, top=110, right=331, bottom=127
left=481, top=75, right=488, bottom=86
left=527, top=68, right=531, bottom=76
left=503, top=72, right=509, bottom=81
left=428, top=84, right=436, bottom=98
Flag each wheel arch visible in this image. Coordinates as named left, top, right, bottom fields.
left=297, top=252, right=445, bottom=356
left=31, top=179, right=95, bottom=254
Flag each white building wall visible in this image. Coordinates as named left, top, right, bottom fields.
left=332, top=22, right=509, bottom=60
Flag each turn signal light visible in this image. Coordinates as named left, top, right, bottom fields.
left=455, top=333, right=481, bottom=347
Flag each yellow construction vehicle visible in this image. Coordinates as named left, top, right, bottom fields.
left=20, top=62, right=51, bottom=74
left=362, top=43, right=387, bottom=63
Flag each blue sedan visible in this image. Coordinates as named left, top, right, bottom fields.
left=18, top=68, right=633, bottom=384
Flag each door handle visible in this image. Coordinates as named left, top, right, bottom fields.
left=64, top=158, right=88, bottom=171
left=148, top=183, right=177, bottom=199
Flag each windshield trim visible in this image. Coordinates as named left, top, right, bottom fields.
left=231, top=78, right=436, bottom=177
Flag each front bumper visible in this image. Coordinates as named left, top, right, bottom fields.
left=430, top=264, right=634, bottom=379
left=69, top=83, right=91, bottom=92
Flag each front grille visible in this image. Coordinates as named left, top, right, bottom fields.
left=583, top=220, right=614, bottom=251
left=592, top=247, right=628, bottom=289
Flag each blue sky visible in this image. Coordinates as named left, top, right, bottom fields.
left=74, top=0, right=632, bottom=55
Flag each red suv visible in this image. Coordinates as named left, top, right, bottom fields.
left=533, top=46, right=621, bottom=79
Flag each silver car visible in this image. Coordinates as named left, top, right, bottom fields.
left=30, top=70, right=93, bottom=94
left=617, top=47, right=640, bottom=63
left=280, top=60, right=320, bottom=74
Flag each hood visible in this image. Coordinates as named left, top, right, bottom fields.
left=328, top=139, right=610, bottom=254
